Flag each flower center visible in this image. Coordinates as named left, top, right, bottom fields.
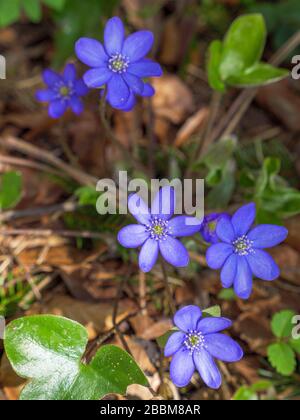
left=207, top=220, right=217, bottom=233
left=108, top=53, right=129, bottom=74
left=146, top=217, right=171, bottom=241
left=184, top=330, right=206, bottom=353
left=60, top=86, right=70, bottom=97
left=233, top=235, right=253, bottom=256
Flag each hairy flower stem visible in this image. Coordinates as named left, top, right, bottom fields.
left=185, top=91, right=222, bottom=178
left=160, top=260, right=176, bottom=315
left=99, top=92, right=148, bottom=175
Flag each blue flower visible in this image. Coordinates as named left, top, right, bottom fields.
left=36, top=64, right=88, bottom=119
left=200, top=212, right=230, bottom=244
left=206, top=203, right=288, bottom=299
left=165, top=305, right=243, bottom=389
left=118, top=186, right=201, bottom=272
left=75, top=16, right=162, bottom=111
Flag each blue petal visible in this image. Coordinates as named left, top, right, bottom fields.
left=48, top=99, right=67, bottom=118
left=246, top=249, right=280, bottom=281
left=70, top=96, right=83, bottom=115
left=122, top=31, right=154, bottom=62
left=197, top=317, right=232, bottom=335
left=123, top=73, right=144, bottom=95
left=200, top=213, right=230, bottom=244
left=216, top=217, right=235, bottom=243
left=159, top=237, right=189, bottom=268
left=220, top=253, right=237, bottom=288
left=231, top=202, right=256, bottom=236
left=168, top=216, right=202, bottom=238
left=139, top=238, right=159, bottom=272
left=116, top=90, right=136, bottom=112
left=205, top=333, right=243, bottom=362
left=193, top=349, right=222, bottom=389
left=36, top=89, right=55, bottom=102
left=170, top=347, right=195, bottom=387
left=83, top=67, right=112, bottom=88
left=42, top=69, right=61, bottom=87
left=74, top=79, right=89, bottom=96
left=128, top=193, right=151, bottom=225
left=164, top=332, right=185, bottom=357
left=206, top=243, right=233, bottom=269
left=128, top=59, right=162, bottom=77
left=141, top=83, right=155, bottom=97
left=118, top=224, right=149, bottom=248
left=104, top=16, right=125, bottom=56
left=151, top=186, right=175, bottom=221
left=75, top=38, right=108, bottom=67
left=63, top=63, right=76, bottom=82
left=233, top=256, right=253, bottom=299
left=107, top=74, right=130, bottom=108
left=174, top=305, right=202, bottom=332
left=248, top=224, right=288, bottom=248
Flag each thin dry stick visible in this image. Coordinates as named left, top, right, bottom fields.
left=0, top=200, right=79, bottom=223
left=0, top=136, right=97, bottom=186
left=99, top=93, right=148, bottom=174
left=160, top=259, right=176, bottom=315
left=0, top=228, right=106, bottom=240
left=0, top=155, right=64, bottom=177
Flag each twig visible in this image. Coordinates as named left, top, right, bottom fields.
left=0, top=228, right=106, bottom=240
left=160, top=259, right=176, bottom=315
left=0, top=136, right=97, bottom=186
left=0, top=200, right=79, bottom=223
left=0, top=155, right=64, bottom=177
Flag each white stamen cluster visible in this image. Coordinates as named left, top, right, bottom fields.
left=145, top=217, right=171, bottom=241
left=108, top=53, right=129, bottom=74
left=55, top=81, right=74, bottom=100
left=184, top=330, right=206, bottom=354
left=233, top=235, right=254, bottom=256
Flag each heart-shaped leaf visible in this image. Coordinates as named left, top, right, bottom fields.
left=4, top=315, right=148, bottom=400
left=219, top=14, right=266, bottom=81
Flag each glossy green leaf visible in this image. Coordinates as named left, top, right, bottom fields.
left=207, top=40, right=226, bottom=92
left=219, top=14, right=266, bottom=81
left=0, top=0, right=20, bottom=27
left=271, top=310, right=296, bottom=338
left=4, top=315, right=147, bottom=400
left=0, top=171, right=22, bottom=210
left=267, top=342, right=296, bottom=376
left=227, top=62, right=288, bottom=87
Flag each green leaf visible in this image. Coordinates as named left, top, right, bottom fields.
left=202, top=305, right=221, bottom=318
left=233, top=386, right=258, bottom=400
left=202, top=136, right=237, bottom=170
left=75, top=186, right=99, bottom=206
left=0, top=0, right=21, bottom=27
left=217, top=288, right=236, bottom=301
left=227, top=62, right=288, bottom=87
left=156, top=327, right=179, bottom=349
left=0, top=171, right=22, bottom=210
left=267, top=342, right=296, bottom=376
left=219, top=14, right=266, bottom=81
left=289, top=338, right=300, bottom=354
left=42, top=0, right=66, bottom=10
left=22, top=0, right=42, bottom=22
left=207, top=40, right=226, bottom=92
left=4, top=315, right=147, bottom=400
left=271, top=310, right=296, bottom=338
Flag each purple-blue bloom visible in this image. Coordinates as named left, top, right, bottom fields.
left=118, top=186, right=201, bottom=272
left=75, top=16, right=162, bottom=111
left=36, top=63, right=89, bottom=118
left=200, top=212, right=230, bottom=244
left=206, top=203, right=288, bottom=299
left=165, top=305, right=243, bottom=389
